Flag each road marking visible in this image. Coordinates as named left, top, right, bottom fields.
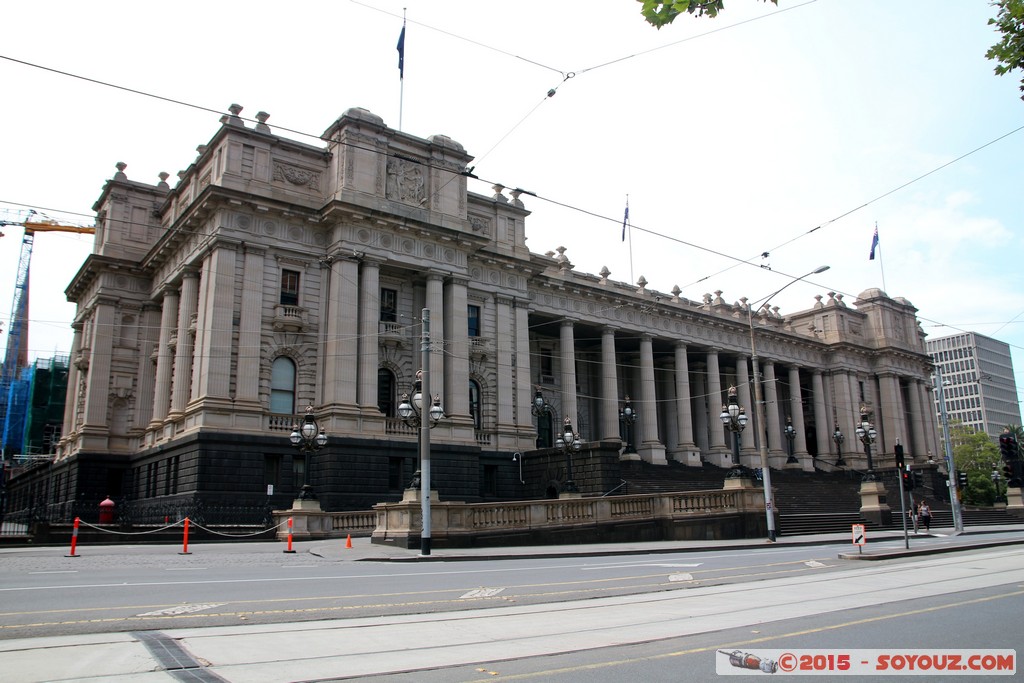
left=461, top=588, right=505, bottom=598
left=136, top=603, right=225, bottom=617
left=164, top=567, right=208, bottom=571
left=668, top=573, right=693, bottom=582
left=583, top=563, right=702, bottom=571
left=29, top=571, right=78, bottom=575
left=804, top=560, right=827, bottom=568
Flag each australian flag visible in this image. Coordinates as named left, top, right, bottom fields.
left=869, top=226, right=879, bottom=260
left=397, top=25, right=406, bottom=80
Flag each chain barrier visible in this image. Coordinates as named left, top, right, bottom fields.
left=187, top=518, right=287, bottom=538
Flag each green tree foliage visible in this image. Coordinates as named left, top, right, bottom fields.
left=639, top=0, right=777, bottom=28
left=986, top=0, right=1024, bottom=100
left=950, top=422, right=1001, bottom=506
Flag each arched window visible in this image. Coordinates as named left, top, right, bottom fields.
left=469, top=380, right=482, bottom=429
left=270, top=357, right=296, bottom=414
left=378, top=368, right=396, bottom=416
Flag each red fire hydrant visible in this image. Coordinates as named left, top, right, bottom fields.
left=98, top=496, right=115, bottom=524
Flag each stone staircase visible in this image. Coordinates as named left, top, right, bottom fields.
left=618, top=460, right=1023, bottom=536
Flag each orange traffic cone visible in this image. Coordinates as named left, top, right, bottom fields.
left=346, top=534, right=352, bottom=549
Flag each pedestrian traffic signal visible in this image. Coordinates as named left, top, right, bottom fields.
left=901, top=468, right=914, bottom=490
left=894, top=444, right=905, bottom=470
left=956, top=470, right=968, bottom=489
left=999, top=432, right=1019, bottom=461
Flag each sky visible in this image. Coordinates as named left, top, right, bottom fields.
left=1, top=0, right=1022, bottom=412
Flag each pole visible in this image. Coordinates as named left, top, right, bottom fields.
left=897, top=464, right=909, bottom=549
left=66, top=516, right=80, bottom=557
left=284, top=517, right=295, bottom=554
left=420, top=307, right=432, bottom=556
left=749, top=352, right=777, bottom=542
left=180, top=517, right=191, bottom=555
left=935, top=366, right=963, bottom=533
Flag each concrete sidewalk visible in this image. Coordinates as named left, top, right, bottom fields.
left=309, top=523, right=1024, bottom=563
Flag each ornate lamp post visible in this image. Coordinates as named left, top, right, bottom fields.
left=855, top=405, right=878, bottom=481
left=784, top=417, right=797, bottom=464
left=289, top=405, right=328, bottom=499
left=556, top=416, right=581, bottom=494
left=718, top=386, right=747, bottom=475
left=747, top=265, right=828, bottom=542
left=620, top=395, right=638, bottom=454
left=832, top=424, right=845, bottom=467
left=397, top=372, right=444, bottom=490
left=532, top=386, right=555, bottom=448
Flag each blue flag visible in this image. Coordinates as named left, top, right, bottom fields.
left=869, top=226, right=879, bottom=260
left=621, top=204, right=629, bottom=241
left=397, top=25, right=406, bottom=80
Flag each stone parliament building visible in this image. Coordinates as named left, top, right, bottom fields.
left=6, top=106, right=940, bottom=522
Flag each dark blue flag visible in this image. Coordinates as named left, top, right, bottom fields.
left=397, top=25, right=406, bottom=80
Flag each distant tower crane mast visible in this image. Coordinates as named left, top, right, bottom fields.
left=0, top=213, right=95, bottom=457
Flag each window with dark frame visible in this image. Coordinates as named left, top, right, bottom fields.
left=378, top=368, right=396, bottom=417
left=280, top=269, right=300, bottom=306
left=467, top=304, right=481, bottom=337
left=483, top=464, right=498, bottom=497
left=469, top=380, right=482, bottom=429
left=380, top=288, right=398, bottom=323
left=540, top=348, right=554, bottom=380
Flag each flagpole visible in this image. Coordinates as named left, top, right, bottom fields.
left=398, top=10, right=406, bottom=131
left=875, top=222, right=888, bottom=292
left=625, top=195, right=634, bottom=285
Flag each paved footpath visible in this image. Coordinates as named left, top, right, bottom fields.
left=1, top=525, right=1022, bottom=682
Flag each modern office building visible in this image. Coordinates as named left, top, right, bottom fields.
left=926, top=332, right=1021, bottom=438
left=3, top=106, right=940, bottom=521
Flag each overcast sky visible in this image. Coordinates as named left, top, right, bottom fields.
left=1, top=0, right=1022, bottom=413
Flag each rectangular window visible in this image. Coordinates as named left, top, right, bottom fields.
left=380, top=288, right=398, bottom=323
left=292, top=454, right=306, bottom=490
left=264, top=455, right=281, bottom=490
left=483, top=464, right=498, bottom=497
left=467, top=305, right=481, bottom=337
left=540, top=348, right=554, bottom=381
left=388, top=457, right=406, bottom=491
left=280, top=269, right=300, bottom=306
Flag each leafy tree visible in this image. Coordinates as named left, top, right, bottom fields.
left=986, top=0, right=1024, bottom=101
left=639, top=0, right=777, bottom=28
left=950, top=422, right=1001, bottom=506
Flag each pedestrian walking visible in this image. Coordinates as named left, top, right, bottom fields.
left=919, top=501, right=932, bottom=531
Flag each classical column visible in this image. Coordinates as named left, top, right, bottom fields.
left=150, top=286, right=178, bottom=426
left=922, top=382, right=940, bottom=461
left=559, top=319, right=578, bottom=430
left=169, top=271, right=199, bottom=417
left=323, top=256, right=359, bottom=408
left=788, top=365, right=811, bottom=471
left=672, top=342, right=700, bottom=466
left=878, top=372, right=904, bottom=462
left=81, top=299, right=116, bottom=439
left=833, top=371, right=858, bottom=466
left=426, top=272, right=445, bottom=406
left=638, top=334, right=667, bottom=464
left=812, top=370, right=832, bottom=468
left=705, top=349, right=728, bottom=463
left=357, top=258, right=381, bottom=410
left=443, top=276, right=470, bottom=420
left=513, top=300, right=533, bottom=432
left=601, top=327, right=620, bottom=441
left=235, top=246, right=265, bottom=406
left=495, top=296, right=515, bottom=431
left=60, top=323, right=83, bottom=447
left=691, top=362, right=709, bottom=456
left=134, top=304, right=160, bottom=429
left=907, top=378, right=929, bottom=463
left=191, top=246, right=237, bottom=403
left=762, top=360, right=784, bottom=467
left=735, top=355, right=756, bottom=464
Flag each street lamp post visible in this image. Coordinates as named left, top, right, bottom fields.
left=748, top=265, right=829, bottom=543
left=855, top=405, right=878, bottom=481
left=620, top=395, right=637, bottom=454
left=556, top=416, right=582, bottom=494
left=397, top=372, right=444, bottom=491
left=992, top=467, right=1004, bottom=504
left=289, top=405, right=328, bottom=500
left=833, top=424, right=845, bottom=467
left=784, top=417, right=797, bottom=464
left=719, top=386, right=748, bottom=475
left=934, top=365, right=964, bottom=533
left=532, top=386, right=555, bottom=448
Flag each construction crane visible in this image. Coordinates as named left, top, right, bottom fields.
left=0, top=214, right=95, bottom=458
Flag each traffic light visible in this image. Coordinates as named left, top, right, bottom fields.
left=999, top=432, right=1019, bottom=461
left=956, top=470, right=968, bottom=489
left=913, top=470, right=923, bottom=488
left=901, top=468, right=914, bottom=491
left=894, top=444, right=905, bottom=470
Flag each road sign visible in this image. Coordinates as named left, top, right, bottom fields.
left=852, top=524, right=866, bottom=546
